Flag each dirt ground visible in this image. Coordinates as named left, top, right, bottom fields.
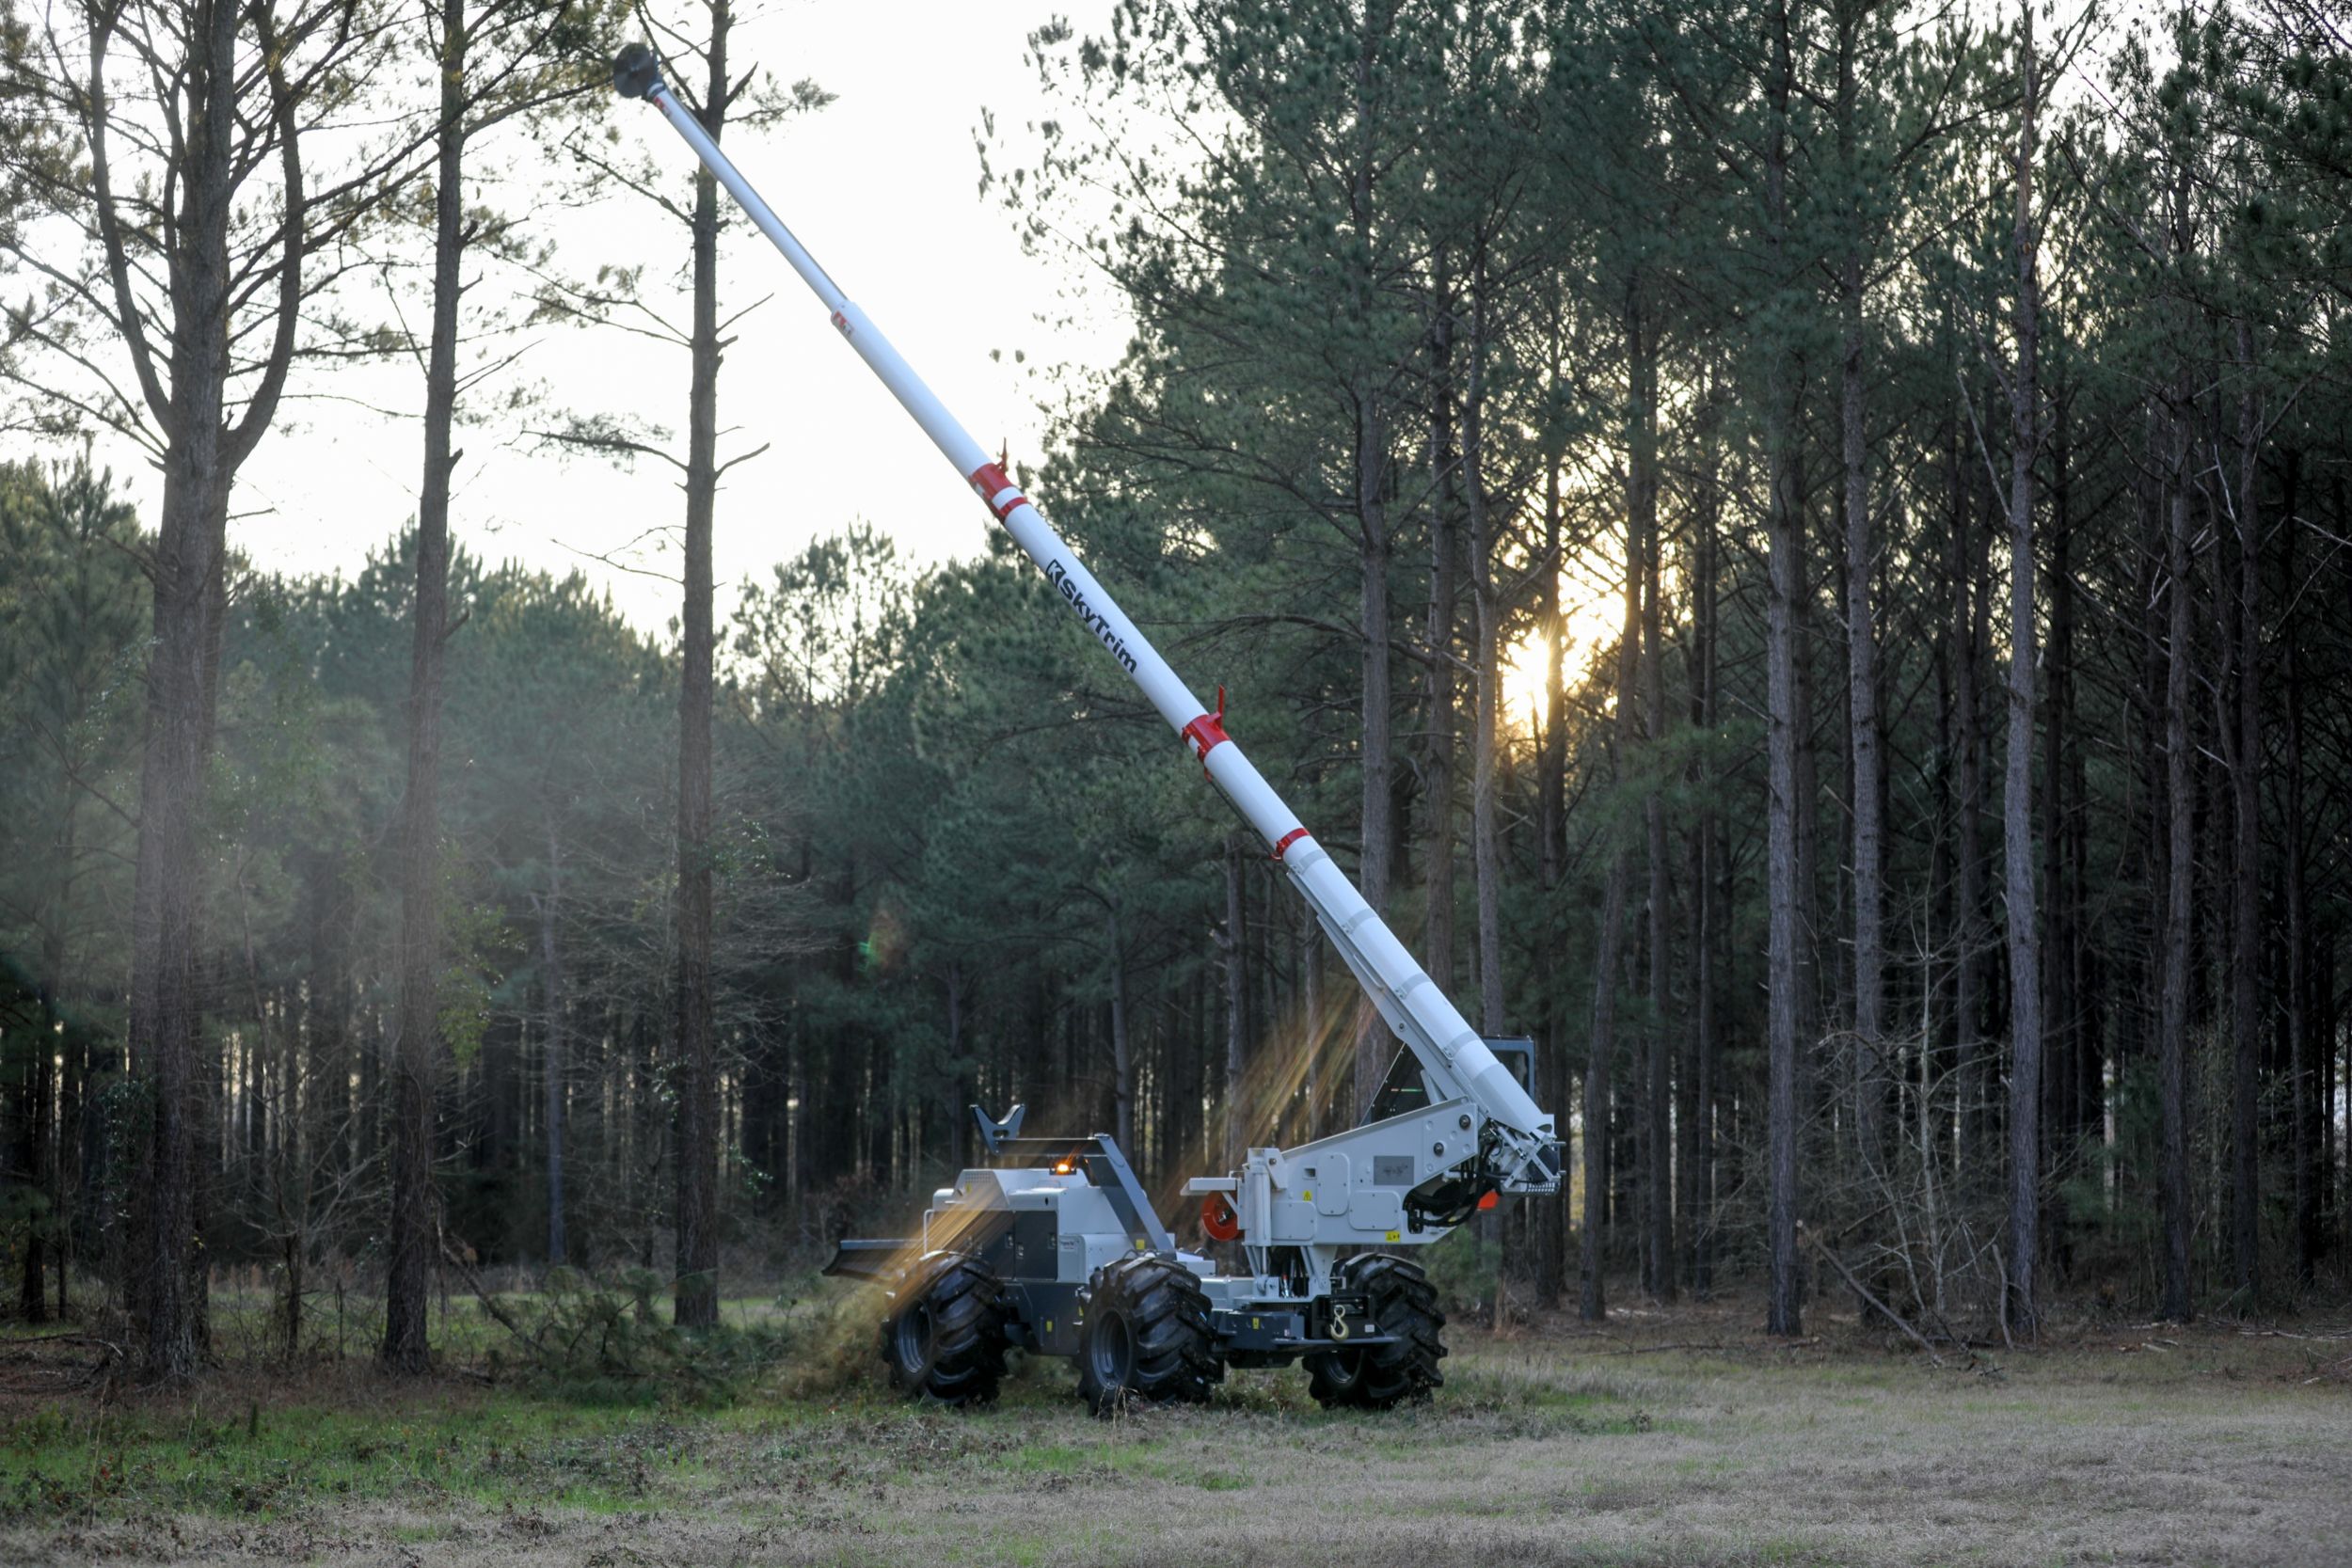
left=3, top=1299, right=2346, bottom=1568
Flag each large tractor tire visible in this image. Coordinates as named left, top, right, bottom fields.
left=1076, top=1254, right=1224, bottom=1417
left=1306, top=1253, right=1446, bottom=1410
left=879, top=1251, right=1012, bottom=1406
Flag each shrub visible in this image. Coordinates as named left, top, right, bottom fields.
left=482, top=1268, right=789, bottom=1404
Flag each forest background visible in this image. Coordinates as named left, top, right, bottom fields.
left=2, top=0, right=2350, bottom=1389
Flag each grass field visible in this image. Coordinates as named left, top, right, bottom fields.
left=2, top=1295, right=2345, bottom=1567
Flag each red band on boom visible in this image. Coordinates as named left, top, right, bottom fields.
left=1270, top=828, right=1311, bottom=863
left=1182, top=711, right=1231, bottom=763
left=966, top=462, right=1026, bottom=520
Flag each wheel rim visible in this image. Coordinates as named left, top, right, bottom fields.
left=895, top=1299, right=936, bottom=1373
left=1088, top=1308, right=1135, bottom=1390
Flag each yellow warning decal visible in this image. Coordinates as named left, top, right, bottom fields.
left=1385, top=1230, right=1401, bottom=1242
left=1302, top=1190, right=1313, bottom=1201
left=1044, top=1321, right=1054, bottom=1334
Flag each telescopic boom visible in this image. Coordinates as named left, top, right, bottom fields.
left=610, top=45, right=1554, bottom=1185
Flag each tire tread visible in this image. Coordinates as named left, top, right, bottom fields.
left=1076, top=1254, right=1224, bottom=1416
left=879, top=1251, right=1012, bottom=1407
left=1306, top=1254, right=1446, bottom=1410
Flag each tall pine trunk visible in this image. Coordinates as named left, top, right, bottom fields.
left=1353, top=485, right=1395, bottom=1123
left=1464, top=285, right=1509, bottom=1319
left=1955, top=447, right=1990, bottom=1184
left=2043, top=385, right=2080, bottom=1271
left=1465, top=292, right=1505, bottom=1039
left=1630, top=289, right=1675, bottom=1303
left=1535, top=344, right=1570, bottom=1309
left=2282, top=454, right=2315, bottom=1286
left=2158, top=329, right=2197, bottom=1325
left=1348, top=11, right=1395, bottom=1123
left=1582, top=441, right=1646, bottom=1323
left=1690, top=414, right=1723, bottom=1296
left=2002, top=8, right=2043, bottom=1339
left=1837, top=0, right=1885, bottom=1182
left=2227, top=319, right=2262, bottom=1311
left=1762, top=0, right=1804, bottom=1338
left=122, top=0, right=262, bottom=1386
left=1424, top=279, right=1458, bottom=989
left=383, top=0, right=469, bottom=1375
left=542, top=821, right=568, bottom=1270
left=673, top=2, right=731, bottom=1331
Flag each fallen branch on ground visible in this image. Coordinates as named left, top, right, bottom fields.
left=1807, top=1229, right=1943, bottom=1366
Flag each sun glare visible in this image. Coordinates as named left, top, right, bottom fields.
left=1501, top=631, right=1554, bottom=733
left=1499, top=570, right=1628, bottom=734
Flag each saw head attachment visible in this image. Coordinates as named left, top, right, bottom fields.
left=612, top=43, right=661, bottom=101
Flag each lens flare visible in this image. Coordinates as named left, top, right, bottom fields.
left=1149, top=993, right=1382, bottom=1228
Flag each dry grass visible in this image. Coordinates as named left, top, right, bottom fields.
left=3, top=1295, right=2346, bottom=1567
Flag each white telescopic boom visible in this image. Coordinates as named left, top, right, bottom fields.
left=611, top=47, right=1553, bottom=1180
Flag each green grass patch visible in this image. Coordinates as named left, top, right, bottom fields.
left=0, top=1389, right=707, bottom=1524
left=1001, top=1441, right=1096, bottom=1475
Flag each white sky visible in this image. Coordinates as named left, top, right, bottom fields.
left=197, top=0, right=1132, bottom=636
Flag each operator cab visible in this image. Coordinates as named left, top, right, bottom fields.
left=1368, top=1035, right=1537, bottom=1122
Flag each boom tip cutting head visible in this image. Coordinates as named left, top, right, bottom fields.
left=612, top=43, right=661, bottom=100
